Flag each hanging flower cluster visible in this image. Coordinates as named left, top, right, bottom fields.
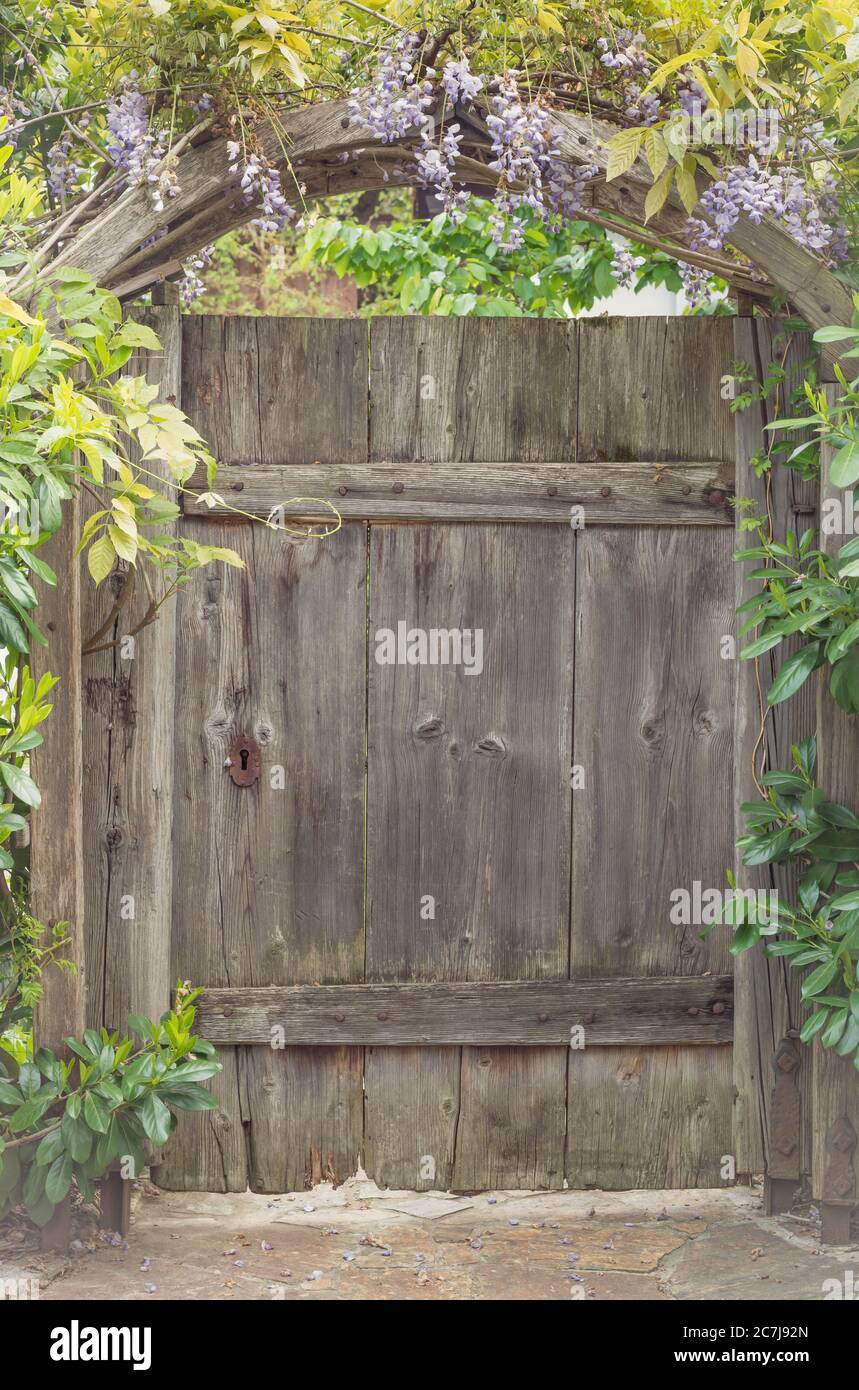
left=610, top=245, right=645, bottom=290
left=689, top=155, right=847, bottom=263
left=349, top=47, right=598, bottom=239
left=46, top=131, right=83, bottom=203
left=677, top=260, right=713, bottom=309
left=106, top=74, right=179, bottom=213
left=226, top=142, right=297, bottom=233
left=0, top=88, right=28, bottom=148
left=597, top=30, right=659, bottom=125
left=348, top=33, right=435, bottom=144
left=441, top=59, right=484, bottom=105
left=180, top=244, right=215, bottom=307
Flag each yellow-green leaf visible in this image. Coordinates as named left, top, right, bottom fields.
left=108, top=525, right=137, bottom=564
left=839, top=79, right=859, bottom=124
left=644, top=167, right=674, bottom=222
left=676, top=163, right=700, bottom=214
left=537, top=8, right=565, bottom=34
left=643, top=128, right=668, bottom=178
left=605, top=128, right=644, bottom=181
left=736, top=40, right=760, bottom=78
left=0, top=295, right=37, bottom=327
left=87, top=533, right=116, bottom=586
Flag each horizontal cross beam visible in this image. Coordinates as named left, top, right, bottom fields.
left=196, top=976, right=734, bottom=1046
left=185, top=461, right=735, bottom=525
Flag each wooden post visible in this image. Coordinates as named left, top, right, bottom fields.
left=79, top=305, right=180, bottom=1032
left=732, top=318, right=817, bottom=1180
left=814, top=385, right=859, bottom=1243
left=30, top=503, right=86, bottom=1051
left=29, top=501, right=86, bottom=1252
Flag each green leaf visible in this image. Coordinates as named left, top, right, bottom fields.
left=835, top=1016, right=859, bottom=1056
left=0, top=1079, right=23, bottom=1105
left=45, top=1151, right=74, bottom=1204
left=813, top=326, right=859, bottom=343
left=802, top=831, right=859, bottom=861
left=605, top=128, right=644, bottom=181
left=828, top=619, right=859, bottom=663
left=767, top=643, right=823, bottom=706
left=0, top=560, right=37, bottom=610
left=830, top=647, right=859, bottom=713
left=741, top=630, right=788, bottom=659
left=799, top=1007, right=829, bottom=1042
left=7, top=1093, right=50, bottom=1132
left=140, top=1091, right=172, bottom=1145
left=644, top=168, right=674, bottom=222
left=35, top=1128, right=65, bottom=1166
left=828, top=890, right=859, bottom=911
left=0, top=761, right=40, bottom=808
left=830, top=441, right=859, bottom=489
left=742, top=825, right=793, bottom=866
left=760, top=771, right=808, bottom=794
left=83, top=1091, right=109, bottom=1134
left=822, top=1010, right=848, bottom=1048
left=801, top=958, right=841, bottom=999
left=0, top=599, right=29, bottom=653
left=60, top=1110, right=92, bottom=1163
left=115, top=321, right=162, bottom=351
left=728, top=921, right=759, bottom=954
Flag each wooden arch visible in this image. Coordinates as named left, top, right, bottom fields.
left=45, top=98, right=853, bottom=344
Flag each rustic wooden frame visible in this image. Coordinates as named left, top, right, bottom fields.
left=31, top=313, right=856, bottom=1216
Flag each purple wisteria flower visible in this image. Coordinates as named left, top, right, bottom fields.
left=678, top=260, right=712, bottom=309
left=180, top=244, right=214, bottom=307
left=610, top=245, right=645, bottom=290
left=597, top=31, right=663, bottom=127
left=106, top=73, right=179, bottom=212
left=442, top=58, right=483, bottom=106
left=689, top=154, right=846, bottom=263
left=348, top=33, right=434, bottom=144
left=46, top=131, right=82, bottom=202
left=676, top=71, right=709, bottom=118
left=350, top=54, right=597, bottom=248
left=597, top=30, right=650, bottom=75
left=226, top=142, right=296, bottom=233
left=0, top=87, right=28, bottom=148
left=415, top=123, right=471, bottom=219
left=623, top=85, right=660, bottom=126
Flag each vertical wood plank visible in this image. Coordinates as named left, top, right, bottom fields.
left=567, top=1046, right=733, bottom=1189
left=577, top=318, right=735, bottom=464
left=181, top=316, right=368, bottom=466
left=569, top=317, right=736, bottom=1187
left=157, top=520, right=367, bottom=1189
left=77, top=305, right=179, bottom=1034
left=31, top=505, right=86, bottom=1053
left=366, top=521, right=574, bottom=1190
left=732, top=318, right=818, bottom=1180
left=363, top=1046, right=460, bottom=1191
left=158, top=318, right=368, bottom=1190
left=813, top=386, right=859, bottom=1210
left=366, top=318, right=577, bottom=1191
left=570, top=526, right=735, bottom=979
left=370, top=318, right=577, bottom=463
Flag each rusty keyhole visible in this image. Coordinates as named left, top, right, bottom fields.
left=226, top=734, right=261, bottom=787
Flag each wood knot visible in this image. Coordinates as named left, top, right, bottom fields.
left=475, top=734, right=506, bottom=756
left=415, top=717, right=444, bottom=739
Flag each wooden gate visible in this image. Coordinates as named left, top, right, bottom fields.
left=80, top=312, right=745, bottom=1192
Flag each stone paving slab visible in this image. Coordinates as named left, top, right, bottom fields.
left=3, top=1181, right=855, bottom=1302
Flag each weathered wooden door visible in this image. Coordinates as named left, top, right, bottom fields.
left=82, top=313, right=740, bottom=1192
